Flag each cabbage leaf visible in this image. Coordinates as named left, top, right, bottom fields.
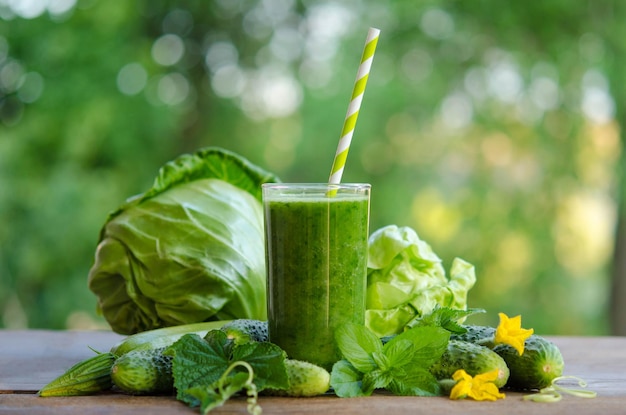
left=88, top=147, right=279, bottom=334
left=365, top=225, right=476, bottom=337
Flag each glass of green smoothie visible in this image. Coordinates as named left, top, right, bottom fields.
left=262, top=183, right=370, bottom=370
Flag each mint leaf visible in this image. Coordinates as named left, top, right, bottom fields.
left=387, top=367, right=440, bottom=396
left=406, top=306, right=486, bottom=333
left=382, top=339, right=416, bottom=369
left=382, top=326, right=448, bottom=396
left=332, top=322, right=450, bottom=399
left=371, top=351, right=390, bottom=371
left=362, top=369, right=393, bottom=394
left=384, top=326, right=449, bottom=368
left=335, top=323, right=382, bottom=373
left=330, top=360, right=366, bottom=397
left=231, top=342, right=288, bottom=391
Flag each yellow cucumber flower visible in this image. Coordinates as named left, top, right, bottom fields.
left=450, top=369, right=506, bottom=401
left=495, top=312, right=534, bottom=355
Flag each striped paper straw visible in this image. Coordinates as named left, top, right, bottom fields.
left=328, top=27, right=380, bottom=185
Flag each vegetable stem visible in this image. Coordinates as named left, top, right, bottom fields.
left=219, top=361, right=261, bottom=415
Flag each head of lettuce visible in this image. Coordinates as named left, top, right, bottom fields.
left=88, top=147, right=279, bottom=334
left=365, top=225, right=477, bottom=337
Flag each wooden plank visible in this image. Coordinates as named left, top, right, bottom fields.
left=0, top=330, right=124, bottom=392
left=550, top=336, right=626, bottom=397
left=2, top=391, right=626, bottom=415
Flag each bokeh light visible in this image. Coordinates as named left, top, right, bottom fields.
left=116, top=63, right=148, bottom=96
left=152, top=34, right=185, bottom=67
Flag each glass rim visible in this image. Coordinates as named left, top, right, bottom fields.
left=262, top=183, right=370, bottom=190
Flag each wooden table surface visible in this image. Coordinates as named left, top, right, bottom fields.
left=1, top=330, right=625, bottom=414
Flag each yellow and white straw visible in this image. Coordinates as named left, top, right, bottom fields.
left=328, top=27, right=380, bottom=184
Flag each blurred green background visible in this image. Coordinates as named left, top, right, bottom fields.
left=1, top=0, right=624, bottom=335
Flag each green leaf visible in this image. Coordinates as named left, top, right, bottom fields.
left=231, top=342, right=289, bottom=391
left=384, top=326, right=450, bottom=368
left=203, top=330, right=236, bottom=359
left=332, top=322, right=451, bottom=399
left=365, top=306, right=416, bottom=338
left=185, top=372, right=250, bottom=414
left=371, top=351, right=390, bottom=371
left=382, top=339, right=416, bottom=369
left=167, top=330, right=288, bottom=410
left=406, top=305, right=486, bottom=333
left=387, top=367, right=441, bottom=396
left=167, top=333, right=231, bottom=404
left=362, top=369, right=393, bottom=394
left=366, top=281, right=409, bottom=310
left=330, top=360, right=366, bottom=398
left=335, top=323, right=382, bottom=373
left=185, top=386, right=225, bottom=413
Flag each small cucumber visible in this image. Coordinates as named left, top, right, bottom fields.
left=38, top=352, right=116, bottom=397
left=220, top=319, right=268, bottom=344
left=264, top=359, right=330, bottom=397
left=493, top=335, right=564, bottom=390
left=430, top=340, right=510, bottom=388
left=111, top=347, right=173, bottom=395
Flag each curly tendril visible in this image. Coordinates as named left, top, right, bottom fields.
left=523, top=375, right=597, bottom=402
left=219, top=361, right=262, bottom=415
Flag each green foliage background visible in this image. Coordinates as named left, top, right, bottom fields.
left=1, top=0, right=622, bottom=334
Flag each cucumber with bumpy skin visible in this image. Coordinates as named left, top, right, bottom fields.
left=430, top=340, right=510, bottom=388
left=220, top=319, right=268, bottom=344
left=264, top=359, right=330, bottom=397
left=494, top=335, right=564, bottom=390
left=111, top=347, right=173, bottom=395
left=450, top=325, right=496, bottom=347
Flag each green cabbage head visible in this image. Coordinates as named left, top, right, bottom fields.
left=88, top=147, right=279, bottom=334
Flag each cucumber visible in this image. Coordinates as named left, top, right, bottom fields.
left=111, top=347, right=173, bottom=395
left=450, top=325, right=496, bottom=347
left=220, top=319, right=268, bottom=344
left=39, top=320, right=232, bottom=397
left=430, top=340, right=510, bottom=388
left=264, top=359, right=330, bottom=397
left=493, top=335, right=564, bottom=390
left=110, top=320, right=231, bottom=355
left=38, top=352, right=116, bottom=397
left=383, top=324, right=496, bottom=347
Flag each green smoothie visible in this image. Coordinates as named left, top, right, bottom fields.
left=263, top=184, right=370, bottom=370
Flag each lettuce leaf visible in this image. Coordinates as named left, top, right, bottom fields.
left=365, top=225, right=476, bottom=337
left=88, top=147, right=280, bottom=334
